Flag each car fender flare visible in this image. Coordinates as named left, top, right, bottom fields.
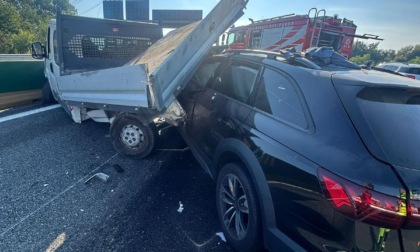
left=212, top=138, right=276, bottom=229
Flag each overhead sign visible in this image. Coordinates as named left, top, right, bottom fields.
left=152, top=10, right=203, bottom=28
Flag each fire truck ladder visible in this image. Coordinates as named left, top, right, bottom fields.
left=309, top=9, right=326, bottom=48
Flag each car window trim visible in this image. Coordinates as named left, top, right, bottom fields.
left=252, top=65, right=315, bottom=134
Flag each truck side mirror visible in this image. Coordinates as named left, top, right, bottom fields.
left=31, top=42, right=46, bottom=59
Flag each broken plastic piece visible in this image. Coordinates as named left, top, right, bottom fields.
left=85, top=172, right=109, bottom=183
left=216, top=232, right=226, bottom=242
left=177, top=201, right=184, bottom=213
left=113, top=164, right=124, bottom=173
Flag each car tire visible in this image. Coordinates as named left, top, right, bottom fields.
left=216, top=162, right=263, bottom=252
left=110, top=115, right=157, bottom=159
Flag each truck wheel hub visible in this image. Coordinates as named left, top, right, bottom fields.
left=120, top=124, right=144, bottom=148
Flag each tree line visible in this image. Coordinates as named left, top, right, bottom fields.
left=349, top=41, right=420, bottom=65
left=0, top=0, right=76, bottom=54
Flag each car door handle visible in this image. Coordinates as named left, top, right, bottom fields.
left=218, top=117, right=234, bottom=130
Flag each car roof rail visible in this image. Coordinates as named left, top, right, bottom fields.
left=223, top=49, right=321, bottom=70
left=224, top=49, right=287, bottom=60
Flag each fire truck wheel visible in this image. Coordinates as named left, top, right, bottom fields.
left=110, top=115, right=157, bottom=159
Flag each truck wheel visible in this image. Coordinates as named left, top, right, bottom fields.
left=41, top=81, right=55, bottom=104
left=216, top=163, right=263, bottom=252
left=110, top=115, right=157, bottom=159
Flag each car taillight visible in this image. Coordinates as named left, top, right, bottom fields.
left=404, top=74, right=415, bottom=79
left=406, top=199, right=420, bottom=229
left=318, top=168, right=406, bottom=229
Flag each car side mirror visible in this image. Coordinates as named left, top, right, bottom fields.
left=31, top=42, right=46, bottom=59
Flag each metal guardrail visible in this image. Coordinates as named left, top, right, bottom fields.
left=0, top=54, right=45, bottom=62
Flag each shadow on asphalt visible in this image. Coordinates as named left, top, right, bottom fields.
left=73, top=126, right=234, bottom=251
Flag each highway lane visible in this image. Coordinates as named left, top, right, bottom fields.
left=0, top=105, right=232, bottom=251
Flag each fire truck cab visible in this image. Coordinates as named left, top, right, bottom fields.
left=225, top=8, right=381, bottom=58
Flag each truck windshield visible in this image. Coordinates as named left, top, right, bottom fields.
left=227, top=32, right=235, bottom=45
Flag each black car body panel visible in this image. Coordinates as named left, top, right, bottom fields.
left=177, top=51, right=420, bottom=251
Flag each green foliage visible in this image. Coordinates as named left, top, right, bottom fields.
left=349, top=54, right=371, bottom=65
left=0, top=1, right=21, bottom=53
left=394, top=45, right=420, bottom=63
left=0, top=0, right=76, bottom=53
left=350, top=41, right=420, bottom=65
left=409, top=56, right=420, bottom=64
left=9, top=29, right=37, bottom=54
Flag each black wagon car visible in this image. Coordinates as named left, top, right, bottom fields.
left=176, top=50, right=420, bottom=251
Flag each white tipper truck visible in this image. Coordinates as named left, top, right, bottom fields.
left=32, top=0, right=248, bottom=158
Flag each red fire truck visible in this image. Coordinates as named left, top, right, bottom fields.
left=225, top=8, right=382, bottom=58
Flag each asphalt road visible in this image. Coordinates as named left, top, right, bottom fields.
left=0, top=104, right=233, bottom=252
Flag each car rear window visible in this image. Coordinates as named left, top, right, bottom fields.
left=356, top=87, right=420, bottom=168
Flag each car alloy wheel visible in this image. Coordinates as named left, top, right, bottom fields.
left=216, top=163, right=262, bottom=251
left=219, top=173, right=249, bottom=239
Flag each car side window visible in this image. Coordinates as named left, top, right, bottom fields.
left=254, top=68, right=308, bottom=129
left=212, top=60, right=260, bottom=103
left=389, top=66, right=398, bottom=72
left=192, top=60, right=222, bottom=87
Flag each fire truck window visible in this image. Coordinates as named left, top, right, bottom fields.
left=235, top=31, right=246, bottom=43
left=227, top=33, right=235, bottom=45
left=250, top=30, right=262, bottom=48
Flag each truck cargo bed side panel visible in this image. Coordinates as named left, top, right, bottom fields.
left=57, top=13, right=162, bottom=75
left=58, top=64, right=149, bottom=108
left=136, top=0, right=247, bottom=111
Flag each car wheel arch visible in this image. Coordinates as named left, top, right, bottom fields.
left=211, top=138, right=277, bottom=230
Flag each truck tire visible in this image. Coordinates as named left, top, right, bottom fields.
left=110, top=114, right=157, bottom=159
left=216, top=162, right=263, bottom=252
left=41, top=81, right=55, bottom=104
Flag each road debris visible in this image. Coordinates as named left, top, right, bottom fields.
left=216, top=232, right=226, bottom=242
left=177, top=201, right=184, bottom=213
left=84, top=172, right=109, bottom=184
left=113, top=164, right=124, bottom=173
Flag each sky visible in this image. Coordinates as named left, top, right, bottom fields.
left=72, top=0, right=420, bottom=50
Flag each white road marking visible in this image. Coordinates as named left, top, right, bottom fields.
left=0, top=104, right=61, bottom=124
left=0, top=154, right=118, bottom=237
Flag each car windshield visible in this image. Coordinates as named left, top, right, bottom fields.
left=356, top=87, right=420, bottom=169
